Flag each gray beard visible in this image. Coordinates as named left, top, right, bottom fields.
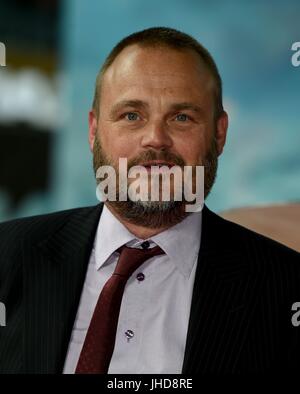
left=93, top=135, right=218, bottom=228
left=106, top=199, right=187, bottom=228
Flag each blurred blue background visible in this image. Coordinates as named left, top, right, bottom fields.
left=0, top=0, right=299, bottom=221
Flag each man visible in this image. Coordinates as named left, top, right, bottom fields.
left=0, top=27, right=299, bottom=374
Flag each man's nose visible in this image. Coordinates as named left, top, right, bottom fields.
left=140, top=119, right=173, bottom=150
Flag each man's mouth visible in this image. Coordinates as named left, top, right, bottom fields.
left=138, top=161, right=177, bottom=171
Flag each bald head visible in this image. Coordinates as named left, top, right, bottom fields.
left=92, top=27, right=223, bottom=120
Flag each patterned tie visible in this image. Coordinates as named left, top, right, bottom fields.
left=75, top=242, right=164, bottom=374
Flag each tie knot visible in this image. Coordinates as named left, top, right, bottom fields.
left=114, top=244, right=164, bottom=279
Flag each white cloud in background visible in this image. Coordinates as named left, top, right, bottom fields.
left=0, top=68, right=60, bottom=129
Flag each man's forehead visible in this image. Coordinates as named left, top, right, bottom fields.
left=102, top=44, right=213, bottom=88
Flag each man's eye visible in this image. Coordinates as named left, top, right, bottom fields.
left=124, top=112, right=140, bottom=121
left=175, top=113, right=189, bottom=122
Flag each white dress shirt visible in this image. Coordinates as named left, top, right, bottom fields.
left=63, top=204, right=202, bottom=374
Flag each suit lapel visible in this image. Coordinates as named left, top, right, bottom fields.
left=23, top=204, right=103, bottom=373
left=182, top=206, right=266, bottom=373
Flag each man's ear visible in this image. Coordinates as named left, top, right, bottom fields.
left=88, top=110, right=98, bottom=152
left=215, top=111, right=228, bottom=156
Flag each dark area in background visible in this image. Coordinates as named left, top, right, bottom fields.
left=0, top=124, right=52, bottom=211
left=0, top=0, right=58, bottom=57
left=0, top=0, right=60, bottom=214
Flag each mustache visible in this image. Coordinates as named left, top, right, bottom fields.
left=127, top=150, right=185, bottom=169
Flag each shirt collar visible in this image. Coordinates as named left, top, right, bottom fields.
left=94, top=205, right=136, bottom=271
left=94, top=204, right=202, bottom=278
left=151, top=211, right=202, bottom=278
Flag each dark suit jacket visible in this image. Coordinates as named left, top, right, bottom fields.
left=0, top=204, right=300, bottom=374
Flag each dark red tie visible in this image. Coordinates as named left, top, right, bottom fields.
left=75, top=243, right=164, bottom=374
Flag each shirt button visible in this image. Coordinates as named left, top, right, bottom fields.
left=141, top=240, right=150, bottom=249
left=136, top=272, right=145, bottom=281
left=125, top=329, right=134, bottom=342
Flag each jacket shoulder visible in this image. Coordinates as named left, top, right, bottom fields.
left=216, top=210, right=300, bottom=261
left=0, top=205, right=99, bottom=253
